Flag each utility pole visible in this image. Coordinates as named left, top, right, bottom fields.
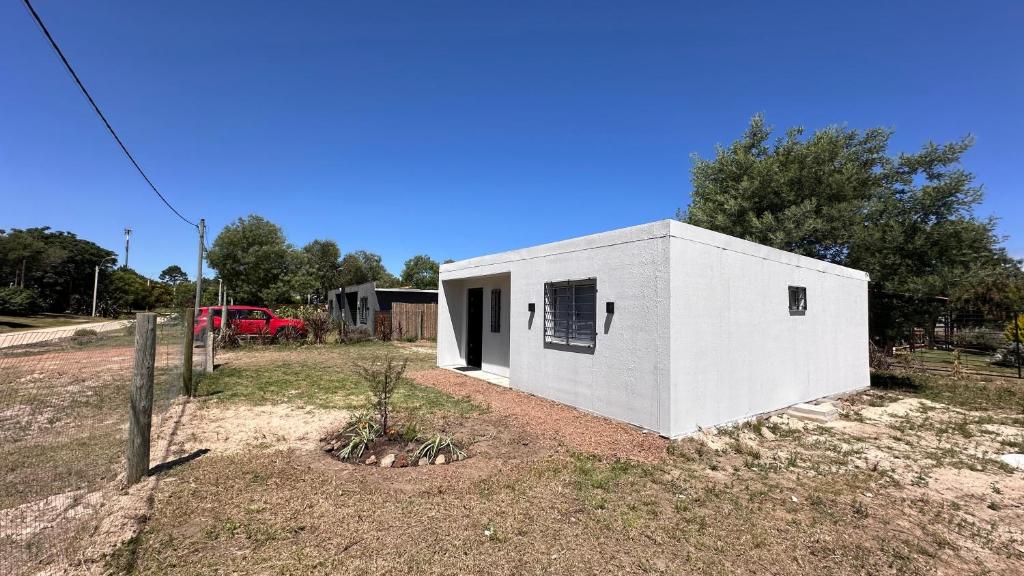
left=194, top=219, right=205, bottom=315
left=92, top=256, right=117, bottom=317
left=123, top=228, right=132, bottom=269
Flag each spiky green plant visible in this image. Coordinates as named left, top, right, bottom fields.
left=415, top=433, right=465, bottom=462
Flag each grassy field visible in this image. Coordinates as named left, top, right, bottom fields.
left=0, top=313, right=102, bottom=334
left=97, top=343, right=1024, bottom=576
left=196, top=341, right=478, bottom=415
left=906, top=347, right=1021, bottom=378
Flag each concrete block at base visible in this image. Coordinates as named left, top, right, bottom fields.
left=1000, top=454, right=1024, bottom=470
left=787, top=402, right=839, bottom=423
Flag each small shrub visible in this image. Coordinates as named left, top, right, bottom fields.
left=73, top=328, right=98, bottom=338
left=255, top=323, right=273, bottom=345
left=356, top=353, right=408, bottom=432
left=337, top=424, right=379, bottom=461
left=416, top=433, right=466, bottom=462
left=1005, top=314, right=1024, bottom=345
left=334, top=413, right=381, bottom=461
left=340, top=325, right=373, bottom=344
left=300, top=306, right=331, bottom=344
left=218, top=320, right=241, bottom=348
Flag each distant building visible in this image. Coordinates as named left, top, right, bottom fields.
left=328, top=281, right=438, bottom=330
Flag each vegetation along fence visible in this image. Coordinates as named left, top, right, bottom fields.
left=374, top=302, right=438, bottom=341
left=870, top=290, right=1022, bottom=378
left=0, top=310, right=206, bottom=575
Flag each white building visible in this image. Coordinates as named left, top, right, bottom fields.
left=437, top=220, right=869, bottom=438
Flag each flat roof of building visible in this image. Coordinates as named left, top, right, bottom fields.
left=440, top=219, right=870, bottom=282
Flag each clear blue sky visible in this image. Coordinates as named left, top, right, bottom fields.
left=3, top=1, right=1022, bottom=280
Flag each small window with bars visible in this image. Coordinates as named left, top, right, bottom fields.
left=544, top=279, right=597, bottom=347
left=490, top=289, right=501, bottom=333
left=788, top=286, right=807, bottom=315
left=358, top=297, right=369, bottom=324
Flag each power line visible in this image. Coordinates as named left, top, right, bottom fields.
left=22, top=0, right=198, bottom=229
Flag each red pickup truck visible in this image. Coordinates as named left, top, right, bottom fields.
left=194, top=306, right=306, bottom=338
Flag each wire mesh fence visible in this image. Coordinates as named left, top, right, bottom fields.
left=870, top=290, right=1023, bottom=379
left=0, top=311, right=199, bottom=575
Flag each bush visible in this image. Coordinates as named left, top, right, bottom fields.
left=1005, top=314, right=1024, bottom=345
left=72, top=328, right=99, bottom=343
left=339, top=325, right=373, bottom=344
left=301, top=306, right=331, bottom=344
left=0, top=286, right=44, bottom=316
left=415, top=433, right=466, bottom=462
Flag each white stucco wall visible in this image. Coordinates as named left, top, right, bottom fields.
left=667, top=220, right=869, bottom=437
left=440, top=222, right=673, bottom=434
left=437, top=275, right=511, bottom=377
left=438, top=220, right=870, bottom=437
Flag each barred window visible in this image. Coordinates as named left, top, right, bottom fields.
left=544, top=279, right=596, bottom=347
left=490, top=289, right=501, bottom=333
left=788, top=286, right=807, bottom=314
left=358, top=297, right=369, bottom=324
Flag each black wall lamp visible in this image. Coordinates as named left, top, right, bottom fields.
left=606, top=302, right=614, bottom=314
left=528, top=303, right=535, bottom=312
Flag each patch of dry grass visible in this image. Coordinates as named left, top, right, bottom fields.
left=42, top=346, right=1018, bottom=576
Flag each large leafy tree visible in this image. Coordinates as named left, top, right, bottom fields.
left=206, top=215, right=310, bottom=306
left=682, top=115, right=1021, bottom=308
left=302, top=239, right=343, bottom=298
left=400, top=255, right=440, bottom=289
left=338, top=250, right=400, bottom=288
left=0, top=227, right=117, bottom=313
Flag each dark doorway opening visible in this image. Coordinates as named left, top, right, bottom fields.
left=466, top=287, right=483, bottom=368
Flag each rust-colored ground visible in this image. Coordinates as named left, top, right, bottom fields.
left=409, top=369, right=668, bottom=462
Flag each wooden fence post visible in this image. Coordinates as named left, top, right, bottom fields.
left=182, top=307, right=195, bottom=396
left=417, top=309, right=423, bottom=341
left=126, top=312, right=156, bottom=486
left=205, top=329, right=214, bottom=374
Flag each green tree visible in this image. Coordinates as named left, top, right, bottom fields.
left=206, top=215, right=304, bottom=306
left=100, top=268, right=152, bottom=315
left=0, top=227, right=117, bottom=314
left=338, top=250, right=399, bottom=288
left=158, top=265, right=189, bottom=285
left=400, top=254, right=440, bottom=289
left=302, top=239, right=343, bottom=300
left=682, top=115, right=1019, bottom=303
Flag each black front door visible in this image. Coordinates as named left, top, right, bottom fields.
left=466, top=287, right=483, bottom=368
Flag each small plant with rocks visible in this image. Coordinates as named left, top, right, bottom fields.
left=321, top=354, right=468, bottom=467
left=416, top=433, right=466, bottom=463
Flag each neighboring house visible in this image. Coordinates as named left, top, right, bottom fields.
left=328, top=281, right=438, bottom=330
left=437, top=220, right=870, bottom=438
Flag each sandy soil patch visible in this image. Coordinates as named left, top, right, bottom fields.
left=177, top=403, right=351, bottom=454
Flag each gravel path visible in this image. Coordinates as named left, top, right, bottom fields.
left=409, top=369, right=668, bottom=463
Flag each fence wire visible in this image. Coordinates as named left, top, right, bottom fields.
left=0, top=313, right=191, bottom=575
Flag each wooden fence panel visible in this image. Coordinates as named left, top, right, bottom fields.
left=390, top=302, right=438, bottom=340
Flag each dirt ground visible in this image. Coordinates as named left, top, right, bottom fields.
left=6, top=342, right=1023, bottom=575
left=0, top=327, right=186, bottom=576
